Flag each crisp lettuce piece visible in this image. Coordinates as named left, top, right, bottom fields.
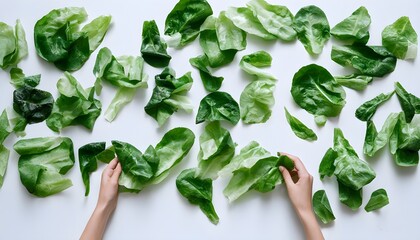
left=365, top=188, right=389, bottom=212
left=338, top=180, right=362, bottom=210
left=13, top=86, right=54, bottom=124
left=34, top=7, right=111, bottom=71
left=141, top=20, right=171, bottom=68
left=331, top=45, right=397, bottom=77
left=0, top=145, right=9, bottom=188
left=144, top=68, right=193, bottom=126
left=176, top=168, right=219, bottom=224
left=355, top=91, right=395, bottom=121
left=246, top=0, right=296, bottom=41
left=9, top=68, right=40, bottom=88
left=190, top=55, right=224, bottom=92
left=196, top=121, right=235, bottom=179
left=196, top=91, right=240, bottom=125
left=0, top=110, right=11, bottom=188
left=46, top=72, right=101, bottom=132
left=78, top=142, right=107, bottom=196
left=395, top=82, right=420, bottom=123
left=284, top=107, right=317, bottom=141
left=363, top=113, right=399, bottom=157
left=334, top=74, right=373, bottom=91
left=318, top=148, right=337, bottom=180
left=14, top=137, right=75, bottom=197
left=0, top=20, right=27, bottom=69
left=331, top=7, right=371, bottom=44
left=225, top=7, right=277, bottom=40
left=382, top=17, right=417, bottom=60
left=293, top=5, right=330, bottom=55
left=215, top=11, right=247, bottom=51
left=0, top=110, right=12, bottom=144
left=240, top=80, right=275, bottom=124
left=239, top=51, right=276, bottom=80
left=313, top=190, right=335, bottom=224
left=164, top=0, right=213, bottom=47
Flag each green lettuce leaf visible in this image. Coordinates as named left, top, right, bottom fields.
left=382, top=16, right=417, bottom=60
left=239, top=51, right=276, bottom=80
left=190, top=55, right=224, bottom=92
left=141, top=20, right=171, bottom=68
left=215, top=11, right=247, bottom=51
left=284, top=107, right=317, bottom=141
left=196, top=91, right=240, bottom=125
left=313, top=190, right=335, bottom=224
left=13, top=86, right=54, bottom=124
left=331, top=6, right=371, bottom=44
left=355, top=91, right=394, bottom=121
left=338, top=180, right=362, bottom=210
left=0, top=144, right=9, bottom=188
left=334, top=74, right=373, bottom=91
left=78, top=142, right=107, bottom=196
left=9, top=68, right=40, bottom=88
left=363, top=113, right=399, bottom=157
left=395, top=82, right=419, bottom=123
left=0, top=20, right=28, bottom=69
left=240, top=80, right=275, bottom=124
left=319, top=148, right=337, bottom=180
left=365, top=188, right=389, bottom=212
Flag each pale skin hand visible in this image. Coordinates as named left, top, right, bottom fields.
left=279, top=153, right=324, bottom=240
left=80, top=158, right=122, bottom=240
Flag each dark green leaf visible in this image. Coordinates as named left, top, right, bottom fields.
left=338, top=180, right=362, bottom=210
left=278, top=154, right=294, bottom=171
left=141, top=20, right=171, bottom=68
left=395, top=82, right=417, bottom=123
left=284, top=107, right=317, bottom=141
left=190, top=55, right=224, bottom=92
left=9, top=68, right=40, bottom=88
left=13, top=86, right=54, bottom=124
left=196, top=91, right=240, bottom=125
left=319, top=148, right=337, bottom=180
left=355, top=91, right=394, bottom=121
left=78, top=142, right=106, bottom=196
left=313, top=190, right=335, bottom=224
left=365, top=188, right=389, bottom=212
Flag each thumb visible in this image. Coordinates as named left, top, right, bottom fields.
left=279, top=166, right=294, bottom=187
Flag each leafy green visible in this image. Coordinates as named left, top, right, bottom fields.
left=144, top=68, right=193, bottom=126
left=331, top=45, right=397, bottom=77
left=293, top=5, right=330, bottom=55
left=395, top=82, right=419, bottom=123
left=34, top=7, right=111, bottom=71
left=319, top=148, right=337, bottom=180
left=246, top=0, right=296, bottom=41
left=190, top=55, right=224, bottom=92
left=363, top=113, right=399, bottom=157
left=141, top=20, right=171, bottom=68
left=240, top=80, right=275, bottom=124
left=239, top=51, right=276, bottom=80
left=9, top=68, right=40, bottom=88
left=382, top=17, right=417, bottom=59
left=355, top=91, right=394, bottom=121
left=78, top=142, right=107, bottom=196
left=314, top=115, right=327, bottom=126
left=215, top=11, right=247, bottom=51
left=13, top=86, right=54, bottom=124
left=291, top=64, right=346, bottom=122
left=277, top=154, right=295, bottom=171
left=330, top=7, right=371, bottom=44
left=284, top=107, right=317, bottom=141
left=224, top=7, right=277, bottom=40
left=365, top=188, right=389, bottom=212
left=196, top=91, right=240, bottom=125
left=176, top=168, right=219, bottom=225
left=14, top=137, right=75, bottom=197
left=338, top=180, right=362, bottom=210
left=0, top=20, right=28, bottom=69
left=46, top=72, right=101, bottom=132
left=164, top=0, right=213, bottom=47
left=0, top=110, right=11, bottom=144
left=196, top=121, right=235, bottom=179
left=313, top=190, right=335, bottom=224
left=0, top=144, right=9, bottom=188
left=224, top=156, right=282, bottom=202
left=219, top=141, right=271, bottom=177
left=334, top=74, right=373, bottom=91
left=0, top=110, right=11, bottom=188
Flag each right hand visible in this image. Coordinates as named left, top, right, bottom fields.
left=96, top=158, right=122, bottom=213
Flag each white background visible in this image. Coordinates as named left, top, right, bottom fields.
left=1, top=0, right=419, bottom=239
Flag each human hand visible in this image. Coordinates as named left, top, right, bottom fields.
left=96, top=158, right=122, bottom=214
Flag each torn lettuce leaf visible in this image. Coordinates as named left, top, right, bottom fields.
left=240, top=80, right=275, bottom=124
left=355, top=91, right=395, bottom=121
left=196, top=91, right=240, bottom=125
left=190, top=55, right=224, bottom=92
left=382, top=16, right=417, bottom=60
left=196, top=121, right=235, bottom=180
left=319, top=148, right=337, bottom=180
left=313, top=190, right=335, bottom=224
left=144, top=68, right=193, bottom=126
left=365, top=188, right=389, bottom=212
left=284, top=107, right=317, bottom=141
left=331, top=7, right=371, bottom=44
left=395, top=82, right=420, bottom=123
left=78, top=142, right=107, bottom=196
left=293, top=5, right=330, bottom=55
left=363, top=113, right=399, bottom=157
left=34, top=7, right=111, bottom=71
left=13, top=85, right=54, bottom=124
left=334, top=74, right=373, bottom=91
left=14, top=137, right=75, bottom=197
left=0, top=144, right=9, bottom=188
left=9, top=68, right=40, bottom=88
left=176, top=168, right=219, bottom=225
left=0, top=20, right=28, bottom=69
left=141, top=20, right=171, bottom=68
left=239, top=51, right=276, bottom=80
left=215, top=11, right=247, bottom=51
left=338, top=180, right=362, bottom=210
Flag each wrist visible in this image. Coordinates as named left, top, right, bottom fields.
left=95, top=201, right=115, bottom=216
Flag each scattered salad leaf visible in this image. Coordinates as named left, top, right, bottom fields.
left=14, top=137, right=75, bottom=197
left=284, top=107, right=317, bottom=141
left=313, top=190, right=335, bottom=224
left=319, top=148, right=337, bottom=180
left=240, top=80, right=275, bottom=124
left=0, top=20, right=27, bottom=69
left=334, top=74, right=373, bottom=91
left=190, top=55, right=224, bottom=92
left=196, top=91, right=240, bottom=125
left=382, top=17, right=417, bottom=60
left=78, top=142, right=107, bottom=196
left=215, top=11, right=247, bottom=51
left=13, top=86, right=54, bottom=124
left=331, top=7, right=371, bottom=44
left=395, top=82, right=419, bottom=123
left=355, top=91, right=395, bottom=121
left=9, top=68, right=40, bottom=88
left=239, top=51, right=276, bottom=80
left=141, top=20, right=171, bottom=68
left=365, top=188, right=389, bottom=212
left=176, top=168, right=219, bottom=225
left=363, top=113, right=399, bottom=157
left=338, top=180, right=362, bottom=210
left=277, top=153, right=295, bottom=171
left=0, top=144, right=9, bottom=188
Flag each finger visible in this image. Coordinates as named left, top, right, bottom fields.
left=104, top=158, right=118, bottom=177
left=111, top=162, right=122, bottom=182
left=279, top=166, right=294, bottom=186
left=279, top=152, right=309, bottom=177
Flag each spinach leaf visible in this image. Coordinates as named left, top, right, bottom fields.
left=0, top=20, right=27, bottom=69
left=46, top=72, right=101, bottom=132
left=363, top=113, right=399, bottom=157
left=13, top=86, right=54, bottom=124
left=0, top=110, right=11, bottom=144
left=246, top=0, right=296, bottom=41
left=141, top=20, right=171, bottom=68
left=219, top=141, right=271, bottom=177
left=334, top=74, right=373, bottom=91
left=293, top=5, right=330, bottom=55
left=313, top=190, right=335, bottom=224
left=390, top=113, right=420, bottom=166
left=164, top=0, right=213, bottom=47
left=196, top=91, right=240, bottom=125
left=240, top=80, right=275, bottom=124
left=215, top=11, right=247, bottom=51
left=196, top=121, right=235, bottom=179
left=338, top=180, right=362, bottom=210
left=0, top=144, right=9, bottom=188
left=365, top=188, right=389, bottom=212
left=277, top=154, right=295, bottom=171
left=14, top=137, right=75, bottom=197
left=34, top=7, right=111, bottom=71
left=319, top=148, right=337, bottom=180
left=176, top=168, right=219, bottom=225
left=355, top=91, right=394, bottom=121
left=239, top=51, right=276, bottom=80
left=291, top=64, right=346, bottom=122
left=382, top=17, right=417, bottom=60
left=331, top=6, right=371, bottom=44
left=331, top=45, right=397, bottom=77
left=223, top=156, right=282, bottom=202
left=395, top=82, right=419, bottom=123
left=190, top=55, right=224, bottom=92
left=78, top=142, right=107, bottom=196
left=144, top=68, right=193, bottom=126
left=9, top=68, right=40, bottom=88
left=224, top=7, right=277, bottom=40
left=284, top=107, right=317, bottom=141
left=333, top=128, right=376, bottom=190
